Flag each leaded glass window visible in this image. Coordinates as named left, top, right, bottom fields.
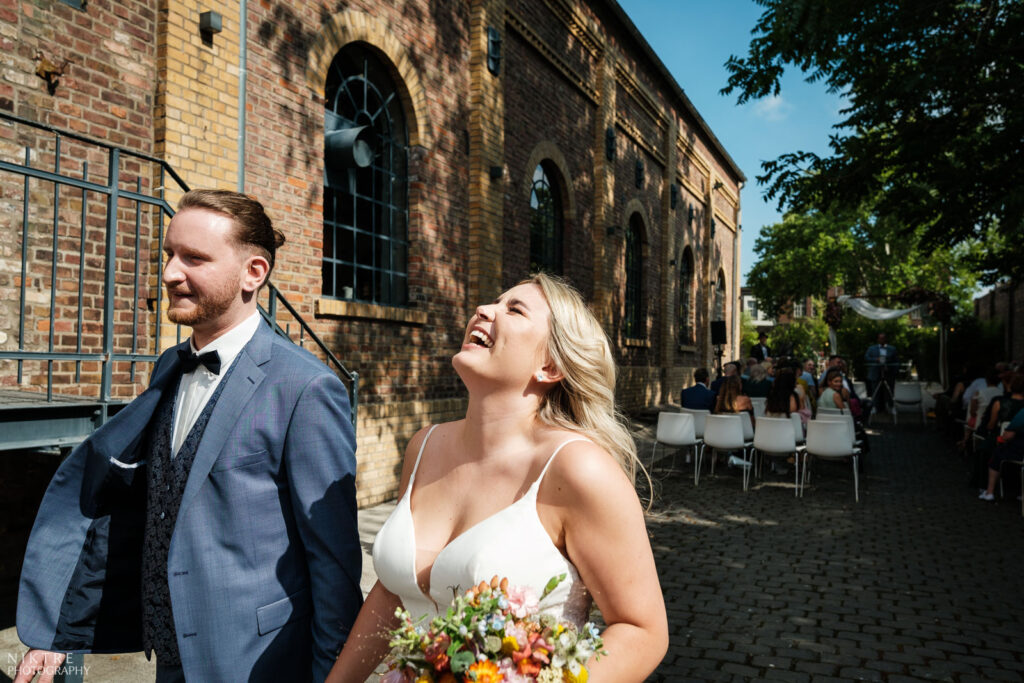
left=322, top=44, right=408, bottom=305
left=529, top=163, right=562, bottom=274
left=624, top=214, right=644, bottom=338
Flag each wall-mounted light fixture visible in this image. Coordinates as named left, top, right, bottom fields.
left=604, top=127, right=616, bottom=162
left=710, top=217, right=717, bottom=239
left=489, top=165, right=503, bottom=181
left=606, top=224, right=620, bottom=237
left=634, top=159, right=644, bottom=188
left=687, top=204, right=695, bottom=225
left=486, top=27, right=502, bottom=76
left=670, top=183, right=679, bottom=210
left=199, top=11, right=222, bottom=36
left=713, top=180, right=724, bottom=190
left=669, top=258, right=676, bottom=266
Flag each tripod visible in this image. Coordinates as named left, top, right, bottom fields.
left=867, top=363, right=897, bottom=424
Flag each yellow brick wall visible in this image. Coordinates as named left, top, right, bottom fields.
left=155, top=0, right=240, bottom=191
left=354, top=398, right=468, bottom=506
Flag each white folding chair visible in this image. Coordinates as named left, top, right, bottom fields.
left=753, top=416, right=805, bottom=497
left=893, top=382, right=925, bottom=424
left=790, top=413, right=806, bottom=446
left=803, top=420, right=861, bottom=501
left=815, top=412, right=860, bottom=450
left=650, top=412, right=698, bottom=473
left=700, top=414, right=754, bottom=489
left=817, top=406, right=845, bottom=416
left=680, top=407, right=709, bottom=440
left=750, top=397, right=767, bottom=417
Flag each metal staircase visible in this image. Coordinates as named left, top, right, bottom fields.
left=0, top=112, right=356, bottom=452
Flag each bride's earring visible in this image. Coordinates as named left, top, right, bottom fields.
left=535, top=372, right=544, bottom=382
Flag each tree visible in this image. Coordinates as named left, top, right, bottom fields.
left=769, top=315, right=829, bottom=363
left=746, top=204, right=980, bottom=318
left=723, top=0, right=1024, bottom=282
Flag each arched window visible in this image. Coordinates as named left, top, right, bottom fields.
left=679, top=247, right=694, bottom=345
left=714, top=270, right=726, bottom=323
left=624, top=213, right=644, bottom=338
left=322, top=43, right=408, bottom=305
left=528, top=163, right=563, bottom=274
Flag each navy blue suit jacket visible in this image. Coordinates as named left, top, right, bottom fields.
left=18, top=321, right=361, bottom=682
left=681, top=383, right=716, bottom=410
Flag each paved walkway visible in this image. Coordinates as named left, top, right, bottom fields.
left=641, top=416, right=1024, bottom=682
left=3, top=418, right=1023, bottom=681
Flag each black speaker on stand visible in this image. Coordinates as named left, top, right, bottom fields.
left=710, top=320, right=726, bottom=375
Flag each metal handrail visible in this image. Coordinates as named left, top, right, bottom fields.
left=0, top=111, right=357, bottom=427
left=260, top=283, right=359, bottom=424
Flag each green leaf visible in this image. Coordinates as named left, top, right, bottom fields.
left=541, top=573, right=567, bottom=601
left=450, top=650, right=476, bottom=674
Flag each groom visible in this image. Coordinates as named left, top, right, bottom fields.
left=15, top=190, right=361, bottom=682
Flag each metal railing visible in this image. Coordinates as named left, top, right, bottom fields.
left=0, top=111, right=356, bottom=430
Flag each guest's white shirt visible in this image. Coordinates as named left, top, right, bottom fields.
left=171, top=312, right=261, bottom=456
left=962, top=377, right=987, bottom=410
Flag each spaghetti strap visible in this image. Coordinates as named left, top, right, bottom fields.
left=535, top=437, right=590, bottom=485
left=407, top=424, right=440, bottom=489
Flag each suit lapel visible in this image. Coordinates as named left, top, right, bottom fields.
left=87, top=341, right=188, bottom=463
left=178, top=323, right=272, bottom=516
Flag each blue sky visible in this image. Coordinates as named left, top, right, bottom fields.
left=616, top=0, right=846, bottom=285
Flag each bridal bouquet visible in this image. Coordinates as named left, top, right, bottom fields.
left=381, top=574, right=605, bottom=683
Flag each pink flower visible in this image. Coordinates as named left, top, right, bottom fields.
left=380, top=668, right=414, bottom=683
left=497, top=659, right=534, bottom=683
left=506, top=585, right=539, bottom=619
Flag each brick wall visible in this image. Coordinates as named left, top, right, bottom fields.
left=0, top=0, right=161, bottom=399
left=975, top=283, right=1024, bottom=363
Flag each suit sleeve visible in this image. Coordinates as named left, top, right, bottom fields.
left=283, top=371, right=362, bottom=681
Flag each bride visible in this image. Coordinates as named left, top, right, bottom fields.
left=328, top=273, right=668, bottom=681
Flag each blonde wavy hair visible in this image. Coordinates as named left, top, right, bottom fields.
left=526, top=273, right=642, bottom=484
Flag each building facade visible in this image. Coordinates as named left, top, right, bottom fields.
left=2, top=0, right=743, bottom=506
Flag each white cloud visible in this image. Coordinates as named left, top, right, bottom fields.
left=752, top=94, right=792, bottom=122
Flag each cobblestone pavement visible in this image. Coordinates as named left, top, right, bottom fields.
left=639, top=418, right=1024, bottom=682
left=4, top=419, right=1023, bottom=682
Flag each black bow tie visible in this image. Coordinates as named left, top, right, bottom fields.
left=177, top=348, right=221, bottom=375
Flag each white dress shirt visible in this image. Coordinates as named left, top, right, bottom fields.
left=171, top=312, right=261, bottom=456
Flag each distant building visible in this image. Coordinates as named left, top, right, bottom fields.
left=974, top=283, right=1024, bottom=362
left=740, top=287, right=815, bottom=331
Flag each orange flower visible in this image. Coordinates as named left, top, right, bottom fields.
left=466, top=660, right=503, bottom=683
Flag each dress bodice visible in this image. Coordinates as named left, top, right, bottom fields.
left=372, top=425, right=592, bottom=626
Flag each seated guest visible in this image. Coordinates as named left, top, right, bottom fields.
left=971, top=373, right=1024, bottom=490
left=681, top=367, right=716, bottom=410
left=765, top=367, right=800, bottom=418
left=961, top=365, right=989, bottom=416
left=801, top=358, right=819, bottom=396
left=819, top=368, right=848, bottom=411
left=743, top=363, right=772, bottom=398
left=714, top=375, right=754, bottom=418
left=978, top=396, right=1024, bottom=501
left=710, top=361, right=742, bottom=394
left=968, top=368, right=1003, bottom=430
left=741, top=357, right=758, bottom=380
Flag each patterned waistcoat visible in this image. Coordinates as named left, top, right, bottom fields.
left=141, top=360, right=237, bottom=664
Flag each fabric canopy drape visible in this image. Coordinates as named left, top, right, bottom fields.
left=837, top=295, right=923, bottom=321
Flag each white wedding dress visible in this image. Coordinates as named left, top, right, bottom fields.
left=372, top=425, right=592, bottom=626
